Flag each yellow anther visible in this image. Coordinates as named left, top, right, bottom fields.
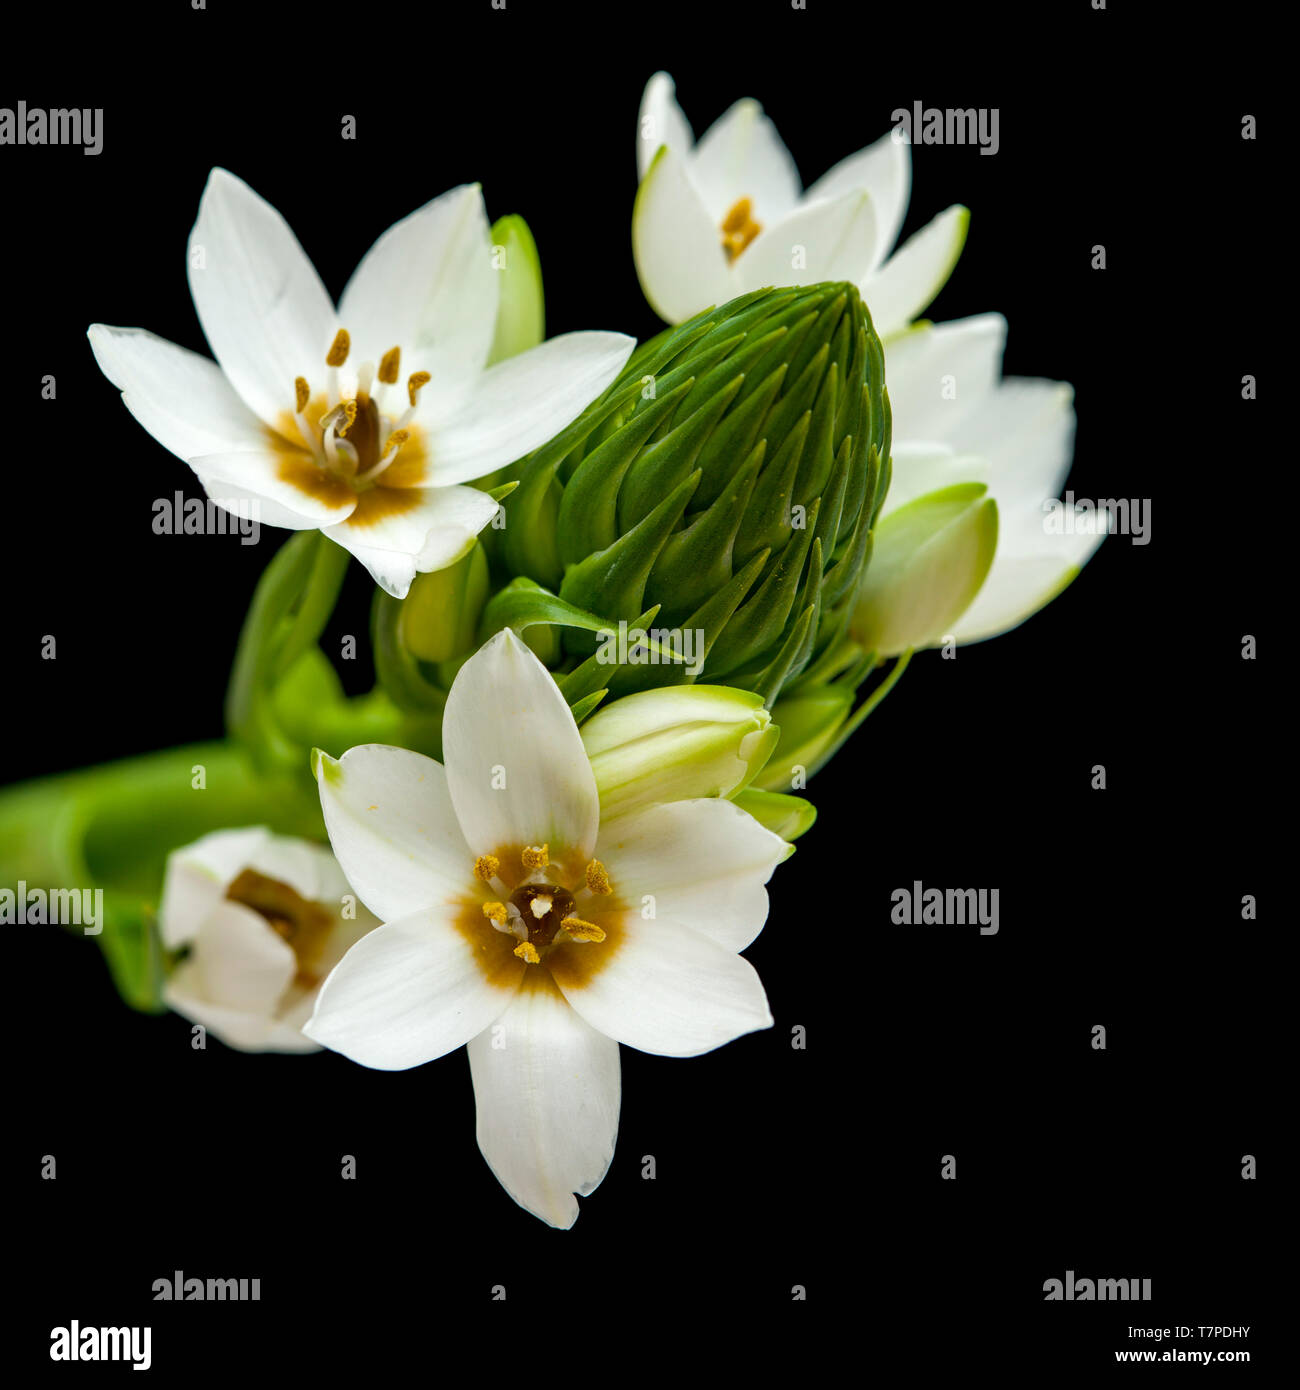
left=585, top=859, right=612, bottom=895
left=407, top=371, right=431, bottom=406
left=382, top=429, right=409, bottom=456
left=720, top=197, right=762, bottom=262
left=474, top=855, right=500, bottom=882
left=482, top=901, right=507, bottom=927
left=522, top=844, right=549, bottom=871
left=294, top=377, right=310, bottom=413
left=514, top=940, right=540, bottom=964
left=377, top=346, right=401, bottom=385
left=561, top=915, right=606, bottom=944
left=336, top=399, right=359, bottom=438
left=326, top=329, right=351, bottom=367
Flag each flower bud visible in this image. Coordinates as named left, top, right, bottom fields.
left=499, top=282, right=890, bottom=706
left=752, top=688, right=853, bottom=793
left=733, top=788, right=818, bottom=843
left=582, top=685, right=778, bottom=821
left=399, top=542, right=490, bottom=664
left=850, top=483, right=998, bottom=656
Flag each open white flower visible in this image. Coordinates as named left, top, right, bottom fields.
left=853, top=313, right=1106, bottom=651
left=89, top=169, right=635, bottom=597
left=160, top=827, right=377, bottom=1053
left=306, top=629, right=788, bottom=1227
left=633, top=71, right=967, bottom=334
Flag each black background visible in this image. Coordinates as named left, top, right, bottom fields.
left=3, top=0, right=1277, bottom=1373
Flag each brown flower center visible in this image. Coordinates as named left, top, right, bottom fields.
left=226, top=868, right=334, bottom=990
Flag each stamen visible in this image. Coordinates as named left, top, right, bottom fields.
left=522, top=844, right=549, bottom=871
left=561, top=915, right=606, bottom=943
left=514, top=941, right=540, bottom=964
left=720, top=197, right=763, bottom=262
left=294, top=377, right=310, bottom=413
left=326, top=329, right=351, bottom=367
left=382, top=429, right=409, bottom=456
left=482, top=901, right=507, bottom=927
left=336, top=399, right=359, bottom=438
left=407, top=371, right=431, bottom=407
left=474, top=855, right=500, bottom=882
left=585, top=860, right=612, bottom=895
left=378, top=347, right=402, bottom=384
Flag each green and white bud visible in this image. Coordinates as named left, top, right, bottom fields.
left=850, top=483, right=998, bottom=657
left=582, top=685, right=778, bottom=821
left=399, top=542, right=490, bottom=664
left=733, top=788, right=818, bottom=843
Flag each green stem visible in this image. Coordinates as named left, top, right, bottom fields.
left=225, top=532, right=349, bottom=771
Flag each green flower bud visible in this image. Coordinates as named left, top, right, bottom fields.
left=752, top=687, right=852, bottom=793
left=582, top=685, right=779, bottom=821
left=487, top=214, right=545, bottom=366
left=850, top=483, right=998, bottom=657
left=733, top=788, right=818, bottom=843
left=499, top=282, right=890, bottom=706
left=399, top=542, right=489, bottom=663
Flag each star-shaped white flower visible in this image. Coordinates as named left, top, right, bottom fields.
left=160, top=827, right=378, bottom=1053
left=633, top=71, right=967, bottom=334
left=89, top=169, right=635, bottom=597
left=857, top=313, right=1107, bottom=648
left=305, top=629, right=789, bottom=1227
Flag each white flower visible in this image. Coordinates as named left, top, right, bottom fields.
left=160, top=827, right=378, bottom=1053
left=854, top=313, right=1107, bottom=651
left=633, top=71, right=967, bottom=334
left=631, top=77, right=1102, bottom=647
left=305, top=629, right=788, bottom=1227
left=89, top=169, right=635, bottom=597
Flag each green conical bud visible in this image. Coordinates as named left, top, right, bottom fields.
left=399, top=542, right=489, bottom=663
left=496, top=283, right=889, bottom=708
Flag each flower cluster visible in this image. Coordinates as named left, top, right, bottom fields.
left=0, top=69, right=1107, bottom=1228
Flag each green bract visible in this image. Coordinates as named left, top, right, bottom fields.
left=492, top=281, right=891, bottom=707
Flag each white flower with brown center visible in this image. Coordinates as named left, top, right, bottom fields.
left=305, top=629, right=789, bottom=1227
left=160, top=827, right=378, bottom=1053
left=88, top=169, right=635, bottom=597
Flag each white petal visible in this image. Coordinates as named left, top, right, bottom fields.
left=950, top=498, right=1106, bottom=645
left=946, top=379, right=1077, bottom=508
left=861, top=204, right=969, bottom=339
left=339, top=184, right=498, bottom=403
left=884, top=313, right=1006, bottom=446
left=467, top=971, right=620, bottom=1229
left=187, top=169, right=338, bottom=428
left=425, top=331, right=635, bottom=486
left=165, top=968, right=319, bottom=1055
left=735, top=189, right=877, bottom=295
left=804, top=129, right=911, bottom=268
left=637, top=71, right=695, bottom=180
left=87, top=325, right=267, bottom=462
left=188, top=900, right=297, bottom=1017
left=551, top=913, right=772, bottom=1058
left=632, top=146, right=734, bottom=325
left=304, top=908, right=523, bottom=1070
left=313, top=744, right=472, bottom=923
left=596, top=799, right=789, bottom=952
left=158, top=826, right=273, bottom=949
left=188, top=449, right=358, bottom=527
left=881, top=442, right=988, bottom=517
left=690, top=97, right=802, bottom=224
left=321, top=484, right=499, bottom=598
left=442, top=630, right=600, bottom=862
